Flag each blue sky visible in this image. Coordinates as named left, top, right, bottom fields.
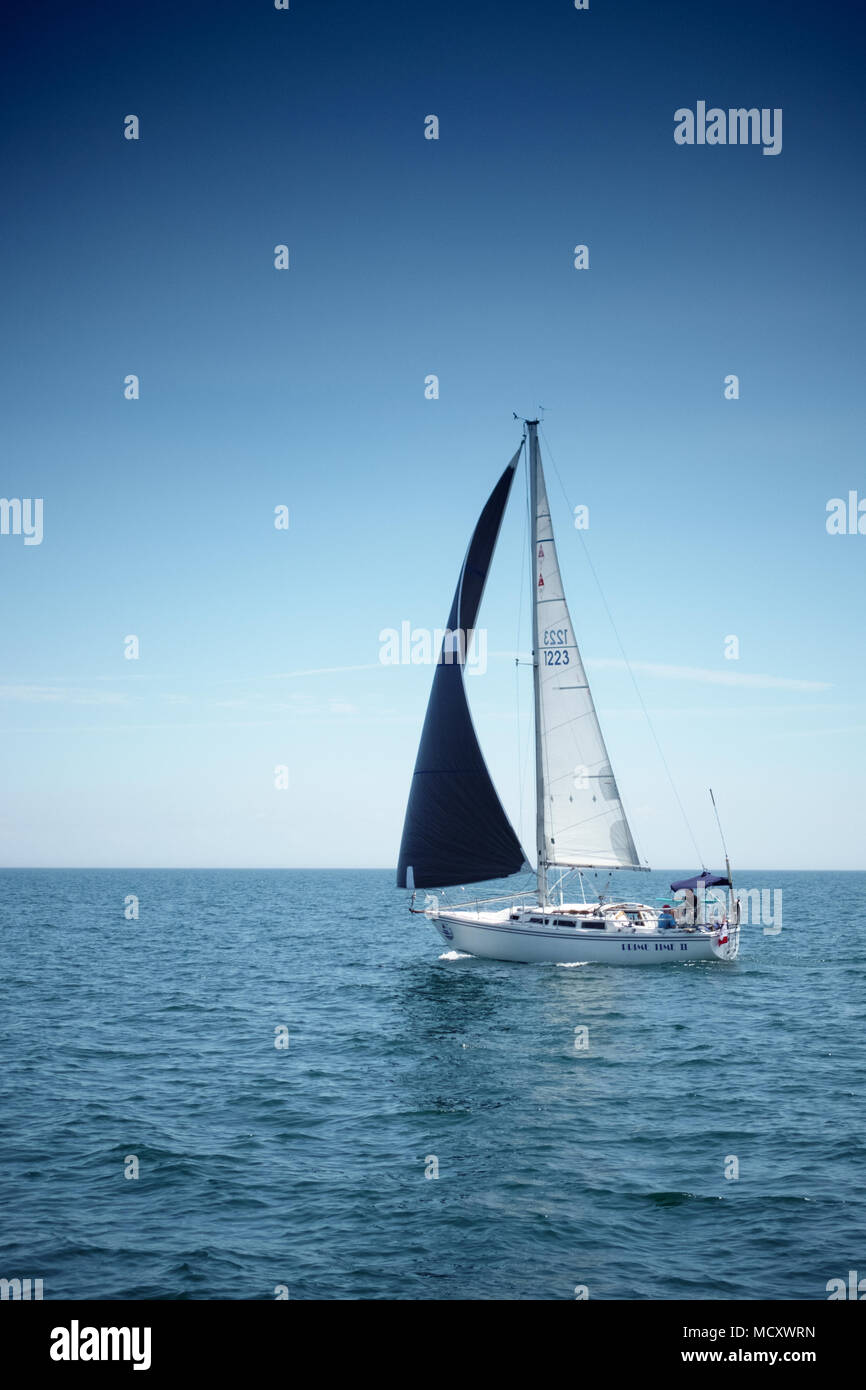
left=1, top=0, right=864, bottom=869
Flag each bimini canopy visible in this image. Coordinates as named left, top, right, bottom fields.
left=670, top=871, right=731, bottom=893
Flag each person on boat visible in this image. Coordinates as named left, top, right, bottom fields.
left=658, top=904, right=677, bottom=930
left=679, top=890, right=697, bottom=925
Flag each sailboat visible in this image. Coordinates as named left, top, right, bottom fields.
left=396, top=420, right=740, bottom=965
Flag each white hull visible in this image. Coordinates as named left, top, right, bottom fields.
left=424, top=905, right=739, bottom=966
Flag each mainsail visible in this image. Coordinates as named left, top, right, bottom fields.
left=529, top=427, right=642, bottom=875
left=396, top=449, right=529, bottom=890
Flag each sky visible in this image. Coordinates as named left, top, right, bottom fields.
left=1, top=0, right=864, bottom=870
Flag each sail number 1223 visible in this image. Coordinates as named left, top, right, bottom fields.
left=542, top=629, right=570, bottom=665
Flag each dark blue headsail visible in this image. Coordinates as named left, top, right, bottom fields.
left=397, top=450, right=529, bottom=890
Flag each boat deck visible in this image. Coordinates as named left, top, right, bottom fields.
left=425, top=900, right=722, bottom=934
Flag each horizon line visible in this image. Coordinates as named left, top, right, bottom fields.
left=0, top=865, right=861, bottom=874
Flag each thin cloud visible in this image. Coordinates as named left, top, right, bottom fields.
left=587, top=660, right=831, bottom=692
left=772, top=723, right=866, bottom=739
left=0, top=685, right=127, bottom=705
left=261, top=664, right=383, bottom=680
left=2, top=664, right=384, bottom=687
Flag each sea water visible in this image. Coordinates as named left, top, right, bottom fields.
left=0, top=868, right=862, bottom=1300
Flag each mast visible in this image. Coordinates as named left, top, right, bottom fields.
left=709, top=787, right=739, bottom=923
left=527, top=419, right=547, bottom=905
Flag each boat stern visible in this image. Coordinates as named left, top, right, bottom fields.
left=710, top=923, right=740, bottom=961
